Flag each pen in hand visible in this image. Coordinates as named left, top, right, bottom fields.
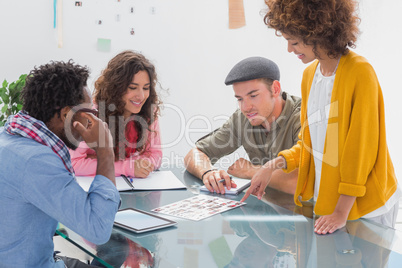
left=218, top=177, right=232, bottom=184
left=218, top=176, right=238, bottom=190
left=121, top=174, right=133, bottom=184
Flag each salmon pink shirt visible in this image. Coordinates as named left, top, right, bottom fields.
left=70, top=119, right=162, bottom=177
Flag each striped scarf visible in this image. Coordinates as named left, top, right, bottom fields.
left=5, top=111, right=74, bottom=174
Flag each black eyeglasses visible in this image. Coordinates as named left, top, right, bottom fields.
left=74, top=107, right=99, bottom=117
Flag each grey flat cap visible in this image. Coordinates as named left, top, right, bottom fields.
left=225, top=56, right=280, bottom=85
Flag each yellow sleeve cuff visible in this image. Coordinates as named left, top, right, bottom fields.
left=338, top=182, right=366, bottom=197
left=278, top=150, right=296, bottom=173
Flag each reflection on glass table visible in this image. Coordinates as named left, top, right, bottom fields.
left=56, top=168, right=402, bottom=267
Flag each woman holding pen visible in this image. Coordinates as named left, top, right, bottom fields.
left=242, top=0, right=400, bottom=235
left=71, top=50, right=162, bottom=178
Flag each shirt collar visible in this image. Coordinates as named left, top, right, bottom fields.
left=270, top=92, right=296, bottom=131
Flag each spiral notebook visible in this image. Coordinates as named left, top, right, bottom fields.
left=199, top=177, right=251, bottom=195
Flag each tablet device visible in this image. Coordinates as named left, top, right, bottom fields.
left=114, top=208, right=177, bottom=233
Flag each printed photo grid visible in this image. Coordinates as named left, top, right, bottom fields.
left=152, top=195, right=246, bottom=221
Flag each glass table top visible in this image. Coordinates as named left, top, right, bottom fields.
left=57, top=168, right=402, bottom=267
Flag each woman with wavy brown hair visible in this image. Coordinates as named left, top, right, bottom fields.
left=71, top=50, right=162, bottom=178
left=242, top=0, right=400, bottom=235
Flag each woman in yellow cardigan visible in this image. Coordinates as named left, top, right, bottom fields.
left=242, top=0, right=401, bottom=235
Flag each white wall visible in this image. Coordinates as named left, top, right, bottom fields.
left=1, top=0, right=401, bottom=178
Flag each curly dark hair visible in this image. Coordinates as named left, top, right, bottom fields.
left=264, top=0, right=360, bottom=58
left=21, top=60, right=89, bottom=124
left=93, top=50, right=161, bottom=159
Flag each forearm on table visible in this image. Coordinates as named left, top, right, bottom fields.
left=246, top=164, right=261, bottom=179
left=115, top=154, right=160, bottom=177
left=116, top=133, right=162, bottom=176
left=184, top=148, right=215, bottom=179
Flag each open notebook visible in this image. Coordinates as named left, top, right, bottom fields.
left=200, top=177, right=251, bottom=195
left=76, top=170, right=186, bottom=192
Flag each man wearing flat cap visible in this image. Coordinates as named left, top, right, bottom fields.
left=184, top=57, right=301, bottom=194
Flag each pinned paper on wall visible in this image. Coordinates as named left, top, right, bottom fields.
left=53, top=0, right=64, bottom=48
left=228, top=0, right=245, bottom=29
left=97, top=38, right=111, bottom=52
left=53, top=0, right=57, bottom=28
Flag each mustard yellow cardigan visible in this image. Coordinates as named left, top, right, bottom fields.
left=279, top=51, right=398, bottom=220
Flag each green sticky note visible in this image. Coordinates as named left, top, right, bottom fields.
left=208, top=236, right=233, bottom=268
left=97, top=38, right=111, bottom=52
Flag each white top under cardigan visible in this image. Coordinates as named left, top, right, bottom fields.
left=307, top=63, right=401, bottom=218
